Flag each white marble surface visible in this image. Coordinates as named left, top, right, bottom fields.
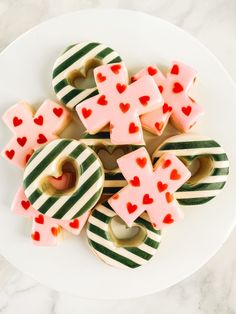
left=0, top=0, right=236, bottom=313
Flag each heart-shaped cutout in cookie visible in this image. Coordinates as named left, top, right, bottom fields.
left=40, top=159, right=78, bottom=195
left=109, top=216, right=147, bottom=248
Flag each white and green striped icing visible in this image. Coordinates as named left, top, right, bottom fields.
left=23, top=139, right=104, bottom=220
left=80, top=130, right=142, bottom=196
left=152, top=134, right=229, bottom=205
left=87, top=201, right=161, bottom=269
left=52, top=42, right=122, bottom=109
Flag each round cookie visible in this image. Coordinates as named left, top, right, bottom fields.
left=80, top=130, right=142, bottom=196
left=23, top=139, right=104, bottom=220
left=87, top=201, right=161, bottom=269
left=152, top=134, right=229, bottom=205
left=52, top=42, right=122, bottom=109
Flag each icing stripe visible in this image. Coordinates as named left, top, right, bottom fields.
left=87, top=202, right=161, bottom=269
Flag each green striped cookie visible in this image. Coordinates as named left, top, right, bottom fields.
left=80, top=130, right=142, bottom=196
left=152, top=134, right=229, bottom=206
left=52, top=42, right=122, bottom=109
left=87, top=201, right=161, bottom=269
left=23, top=139, right=104, bottom=220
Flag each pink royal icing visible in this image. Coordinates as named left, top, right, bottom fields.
left=76, top=62, right=163, bottom=145
left=132, top=61, right=204, bottom=135
left=12, top=186, right=90, bottom=246
left=1, top=99, right=71, bottom=168
left=108, top=147, right=191, bottom=229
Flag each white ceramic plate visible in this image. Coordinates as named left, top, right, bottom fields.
left=0, top=9, right=236, bottom=299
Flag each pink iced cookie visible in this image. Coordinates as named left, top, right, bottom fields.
left=1, top=99, right=71, bottom=168
left=76, top=62, right=163, bottom=145
left=108, top=147, right=191, bottom=229
left=131, top=61, right=204, bottom=135
left=12, top=186, right=90, bottom=246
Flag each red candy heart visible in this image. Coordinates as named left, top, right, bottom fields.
left=182, top=106, right=192, bottom=116
left=17, top=136, right=27, bottom=147
left=130, top=176, right=140, bottom=187
left=31, top=231, right=40, bottom=241
left=158, top=85, right=164, bottom=93
left=143, top=194, right=153, bottom=204
left=116, top=83, right=127, bottom=94
left=163, top=213, right=174, bottom=224
left=82, top=108, right=92, bottom=119
left=69, top=219, right=79, bottom=229
left=13, top=117, right=22, bottom=127
left=34, top=115, right=43, bottom=126
left=154, top=121, right=164, bottom=132
left=170, top=64, right=179, bottom=75
left=110, top=64, right=121, bottom=74
left=21, top=200, right=30, bottom=210
left=165, top=192, right=174, bottom=203
left=129, top=122, right=139, bottom=134
left=97, top=95, right=108, bottom=106
left=97, top=73, right=106, bottom=83
left=37, top=134, right=47, bottom=144
left=127, top=202, right=137, bottom=214
left=139, top=95, right=150, bottom=106
left=35, top=214, right=44, bottom=224
left=147, top=66, right=157, bottom=76
left=119, top=102, right=130, bottom=113
left=53, top=107, right=63, bottom=117
left=157, top=181, right=168, bottom=192
left=162, top=103, right=172, bottom=114
left=136, top=157, right=147, bottom=168
left=5, top=150, right=15, bottom=159
left=170, top=169, right=181, bottom=180
left=173, top=82, right=183, bottom=93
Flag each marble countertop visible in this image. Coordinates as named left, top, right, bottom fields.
left=0, top=0, right=236, bottom=313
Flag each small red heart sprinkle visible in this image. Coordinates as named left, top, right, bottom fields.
left=173, top=82, right=183, bottom=93
left=21, top=200, right=30, bottom=210
left=82, top=108, right=92, bottom=119
left=162, top=103, right=172, bottom=114
left=34, top=115, right=43, bottom=125
left=163, top=213, right=174, bottom=224
left=97, top=95, right=108, bottom=105
left=37, top=134, right=47, bottom=144
left=170, top=64, right=179, bottom=75
left=136, top=157, right=147, bottom=168
left=97, top=72, right=106, bottom=82
left=119, top=102, right=130, bottom=113
left=129, top=122, right=139, bottom=134
left=166, top=192, right=174, bottom=203
left=130, top=76, right=137, bottom=83
left=148, top=66, right=157, bottom=76
left=17, top=136, right=27, bottom=147
left=5, top=150, right=15, bottom=159
left=25, top=153, right=32, bottom=164
left=157, top=181, right=168, bottom=192
left=158, top=85, right=164, bottom=93
left=69, top=219, right=79, bottom=229
left=13, top=117, right=22, bottom=127
left=130, top=176, right=140, bottom=187
left=170, top=169, right=181, bottom=180
left=35, top=214, right=44, bottom=224
left=53, top=107, right=63, bottom=117
left=143, top=194, right=154, bottom=205
left=116, top=83, right=127, bottom=94
left=112, top=194, right=119, bottom=200
left=127, top=202, right=138, bottom=214
left=162, top=159, right=171, bottom=169
left=153, top=223, right=157, bottom=228
left=139, top=95, right=150, bottom=106
left=31, top=231, right=40, bottom=241
left=110, top=64, right=121, bottom=74
left=155, top=121, right=164, bottom=132
left=182, top=106, right=192, bottom=116
left=51, top=227, right=59, bottom=237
